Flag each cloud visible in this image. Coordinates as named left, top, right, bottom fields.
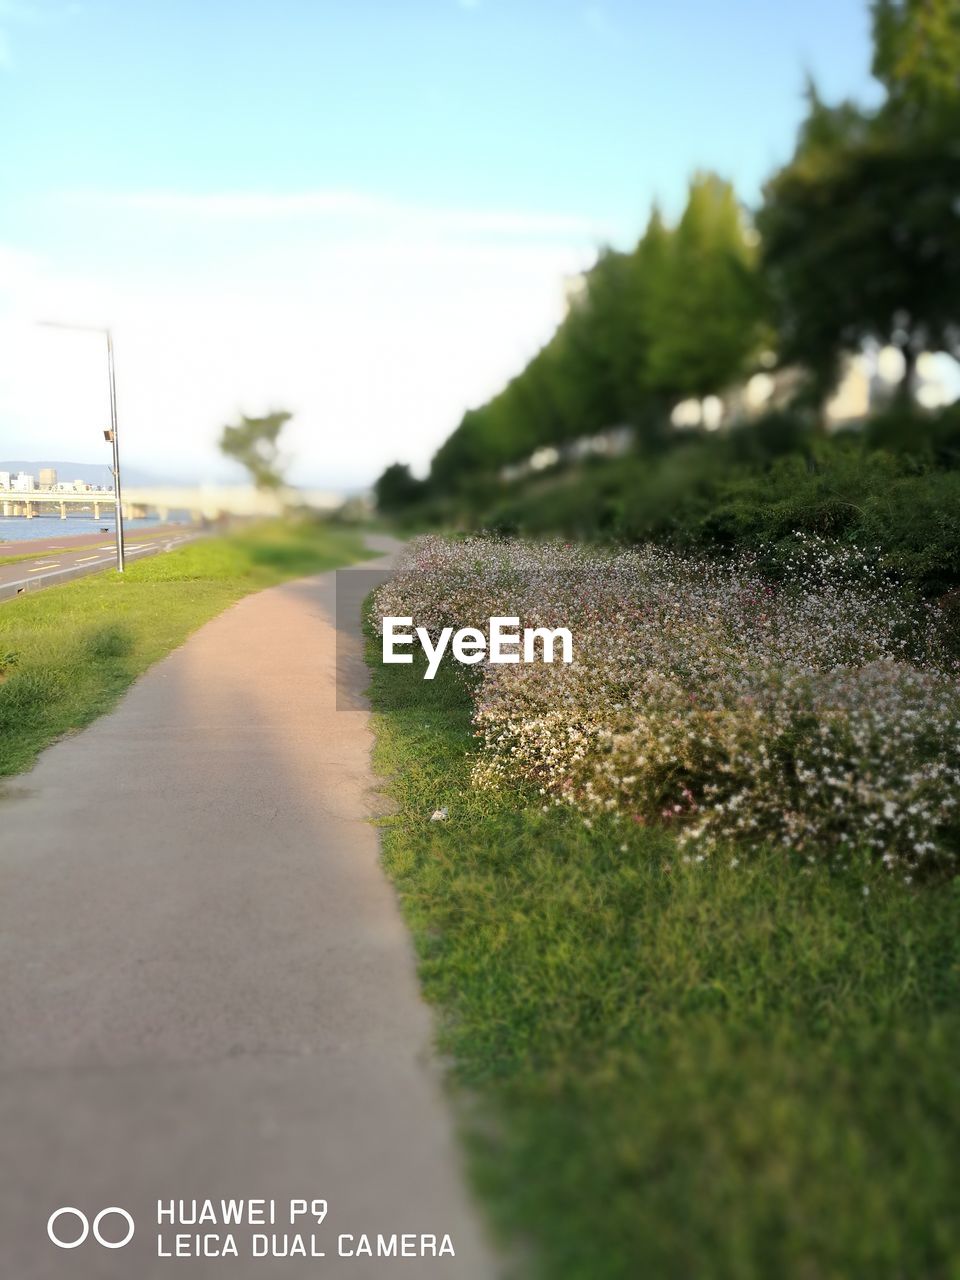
left=0, top=197, right=600, bottom=489
left=95, top=190, right=383, bottom=220
left=68, top=189, right=610, bottom=240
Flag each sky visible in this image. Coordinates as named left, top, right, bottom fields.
left=0, top=0, right=881, bottom=489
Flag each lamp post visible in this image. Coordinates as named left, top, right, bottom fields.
left=39, top=321, right=125, bottom=572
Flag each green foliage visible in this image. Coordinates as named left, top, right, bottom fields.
left=645, top=174, right=764, bottom=399
left=373, top=462, right=430, bottom=515
left=218, top=409, right=292, bottom=491
left=412, top=4, right=960, bottom=500
left=872, top=0, right=960, bottom=118
left=427, top=174, right=762, bottom=495
left=482, top=407, right=960, bottom=603
left=759, top=98, right=960, bottom=401
left=759, top=1, right=960, bottom=404
left=367, top=634, right=960, bottom=1279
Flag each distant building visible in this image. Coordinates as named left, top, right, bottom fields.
left=0, top=471, right=9, bottom=491
left=39, top=467, right=58, bottom=489
left=12, top=472, right=36, bottom=493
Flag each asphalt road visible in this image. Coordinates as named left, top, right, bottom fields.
left=0, top=537, right=496, bottom=1280
left=0, top=529, right=199, bottom=602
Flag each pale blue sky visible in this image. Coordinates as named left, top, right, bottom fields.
left=1, top=0, right=879, bottom=485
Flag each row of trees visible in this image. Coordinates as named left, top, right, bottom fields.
left=376, top=0, right=960, bottom=511
left=760, top=0, right=960, bottom=404
left=428, top=174, right=763, bottom=492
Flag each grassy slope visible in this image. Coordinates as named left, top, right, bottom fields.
left=367, top=639, right=960, bottom=1280
left=0, top=520, right=368, bottom=776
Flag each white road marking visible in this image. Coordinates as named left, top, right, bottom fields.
left=28, top=563, right=60, bottom=572
left=2, top=531, right=201, bottom=601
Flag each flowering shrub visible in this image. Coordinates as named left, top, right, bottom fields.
left=374, top=535, right=960, bottom=870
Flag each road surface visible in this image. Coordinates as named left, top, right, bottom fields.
left=0, top=536, right=496, bottom=1279
left=0, top=527, right=199, bottom=602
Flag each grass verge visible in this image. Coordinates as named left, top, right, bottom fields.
left=0, top=519, right=369, bottom=776
left=0, top=525, right=196, bottom=566
left=0, top=543, right=116, bottom=566
left=367, top=633, right=960, bottom=1280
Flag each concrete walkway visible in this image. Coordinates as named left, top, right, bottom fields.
left=0, top=539, right=496, bottom=1279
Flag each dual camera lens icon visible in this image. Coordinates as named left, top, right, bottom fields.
left=47, top=1207, right=135, bottom=1250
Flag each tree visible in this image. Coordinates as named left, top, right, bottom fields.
left=218, top=410, right=291, bottom=490
left=758, top=92, right=874, bottom=403
left=758, top=6, right=960, bottom=408
left=425, top=169, right=764, bottom=493
left=373, top=462, right=428, bottom=514
left=872, top=0, right=960, bottom=120
left=646, top=173, right=764, bottom=400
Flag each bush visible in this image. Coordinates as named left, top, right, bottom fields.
left=375, top=536, right=960, bottom=872
left=472, top=407, right=960, bottom=604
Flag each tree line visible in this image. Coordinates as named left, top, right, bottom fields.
left=376, top=0, right=960, bottom=513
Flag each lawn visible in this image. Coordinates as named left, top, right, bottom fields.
left=367, top=623, right=960, bottom=1280
left=0, top=518, right=369, bottom=776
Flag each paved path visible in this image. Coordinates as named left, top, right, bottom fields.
left=0, top=538, right=496, bottom=1279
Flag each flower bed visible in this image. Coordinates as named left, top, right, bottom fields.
left=374, top=535, right=960, bottom=871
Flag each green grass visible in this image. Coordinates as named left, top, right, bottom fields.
left=367, top=637, right=960, bottom=1280
left=0, top=543, right=108, bottom=566
left=0, top=519, right=369, bottom=776
left=0, top=550, right=62, bottom=566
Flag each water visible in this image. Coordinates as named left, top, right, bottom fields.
left=0, top=515, right=185, bottom=544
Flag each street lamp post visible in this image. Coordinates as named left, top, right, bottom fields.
left=39, top=321, right=126, bottom=572
left=104, top=330, right=125, bottom=571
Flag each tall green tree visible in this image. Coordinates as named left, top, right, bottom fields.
left=428, top=176, right=758, bottom=492
left=759, top=4, right=960, bottom=406
left=373, top=462, right=427, bottom=514
left=576, top=248, right=648, bottom=424
left=646, top=174, right=763, bottom=400
left=872, top=0, right=960, bottom=118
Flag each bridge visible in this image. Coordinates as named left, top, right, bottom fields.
left=2, top=485, right=343, bottom=522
